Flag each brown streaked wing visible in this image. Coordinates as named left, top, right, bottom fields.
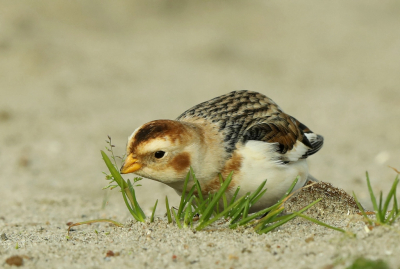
left=242, top=113, right=313, bottom=155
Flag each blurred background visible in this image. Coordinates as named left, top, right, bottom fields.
left=0, top=0, right=399, bottom=222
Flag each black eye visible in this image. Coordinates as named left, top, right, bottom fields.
left=154, top=151, right=165, bottom=159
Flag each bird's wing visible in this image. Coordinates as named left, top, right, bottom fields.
left=177, top=90, right=281, bottom=153
left=176, top=90, right=280, bottom=123
left=177, top=90, right=323, bottom=160
left=242, top=114, right=324, bottom=162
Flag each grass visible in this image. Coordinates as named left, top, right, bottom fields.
left=353, top=171, right=400, bottom=227
left=346, top=257, right=389, bottom=269
left=68, top=138, right=356, bottom=236
left=101, top=150, right=146, bottom=222
left=96, top=140, right=349, bottom=235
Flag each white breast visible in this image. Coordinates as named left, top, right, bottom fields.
left=235, top=140, right=309, bottom=212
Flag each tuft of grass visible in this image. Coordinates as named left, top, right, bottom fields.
left=353, top=172, right=400, bottom=226
left=346, top=257, right=389, bottom=269
left=150, top=199, right=158, bottom=223
left=99, top=140, right=348, bottom=234
left=66, top=138, right=144, bottom=234
left=101, top=150, right=145, bottom=222
left=167, top=169, right=347, bottom=235
left=165, top=196, right=172, bottom=223
left=69, top=138, right=350, bottom=236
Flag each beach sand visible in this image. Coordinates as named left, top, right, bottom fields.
left=1, top=1, right=400, bottom=268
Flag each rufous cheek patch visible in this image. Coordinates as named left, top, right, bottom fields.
left=170, top=152, right=191, bottom=173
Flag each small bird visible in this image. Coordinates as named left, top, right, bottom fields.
left=120, top=90, right=323, bottom=212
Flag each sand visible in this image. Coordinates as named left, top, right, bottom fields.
left=1, top=1, right=400, bottom=268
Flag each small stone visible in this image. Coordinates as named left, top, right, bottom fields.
left=305, top=236, right=314, bottom=243
left=18, top=155, right=30, bottom=167
left=1, top=233, right=8, bottom=241
left=228, top=254, right=239, bottom=260
left=241, top=248, right=252, bottom=253
left=106, top=250, right=115, bottom=257
left=5, top=255, right=23, bottom=266
left=0, top=110, right=11, bottom=122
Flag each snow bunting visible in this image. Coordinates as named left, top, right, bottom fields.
left=121, top=90, right=323, bottom=212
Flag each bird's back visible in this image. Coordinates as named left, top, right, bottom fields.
left=177, top=90, right=323, bottom=162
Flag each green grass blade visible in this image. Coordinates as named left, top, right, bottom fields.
left=257, top=213, right=293, bottom=234
left=394, top=190, right=399, bottom=215
left=250, top=189, right=267, bottom=207
left=183, top=171, right=198, bottom=206
left=172, top=208, right=182, bottom=229
left=177, top=171, right=191, bottom=217
left=198, top=172, right=234, bottom=223
left=229, top=186, right=241, bottom=207
left=242, top=198, right=250, bottom=219
left=297, top=213, right=347, bottom=234
left=184, top=197, right=194, bottom=227
left=366, top=172, right=379, bottom=214
left=121, top=191, right=142, bottom=222
left=165, top=196, right=172, bottom=223
left=248, top=180, right=267, bottom=204
left=196, top=196, right=246, bottom=230
left=193, top=197, right=203, bottom=214
left=123, top=186, right=136, bottom=212
left=382, top=176, right=399, bottom=223
left=101, top=150, right=126, bottom=189
left=128, top=180, right=145, bottom=220
left=197, top=195, right=215, bottom=215
left=258, top=199, right=321, bottom=234
left=215, top=199, right=220, bottom=215
left=263, top=211, right=294, bottom=223
left=226, top=186, right=241, bottom=217
left=276, top=177, right=299, bottom=204
left=181, top=185, right=197, bottom=218
left=254, top=177, right=299, bottom=229
left=252, top=178, right=299, bottom=230
left=388, top=178, right=399, bottom=224
left=101, top=150, right=147, bottom=222
left=254, top=206, right=284, bottom=231
left=189, top=167, right=205, bottom=204
left=219, top=174, right=228, bottom=211
left=378, top=191, right=383, bottom=222
left=387, top=208, right=396, bottom=225
left=150, top=199, right=158, bottom=223
left=229, top=206, right=246, bottom=224
left=194, top=179, right=204, bottom=203
left=352, top=191, right=373, bottom=225
left=190, top=167, right=204, bottom=203
left=229, top=193, right=251, bottom=224
left=230, top=203, right=280, bottom=228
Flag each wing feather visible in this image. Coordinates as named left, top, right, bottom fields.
left=242, top=115, right=323, bottom=162
left=177, top=90, right=323, bottom=161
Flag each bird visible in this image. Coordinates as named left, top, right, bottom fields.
left=120, top=90, right=323, bottom=212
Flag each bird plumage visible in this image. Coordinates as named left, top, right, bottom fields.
left=121, top=90, right=323, bottom=212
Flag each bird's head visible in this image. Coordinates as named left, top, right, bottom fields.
left=120, top=120, right=205, bottom=185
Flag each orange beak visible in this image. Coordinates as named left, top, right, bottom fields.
left=120, top=154, right=142, bottom=174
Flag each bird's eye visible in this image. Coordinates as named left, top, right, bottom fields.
left=154, top=151, right=165, bottom=159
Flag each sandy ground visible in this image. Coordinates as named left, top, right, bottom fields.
left=1, top=0, right=400, bottom=268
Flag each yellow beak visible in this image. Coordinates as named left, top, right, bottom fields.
left=120, top=154, right=142, bottom=174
